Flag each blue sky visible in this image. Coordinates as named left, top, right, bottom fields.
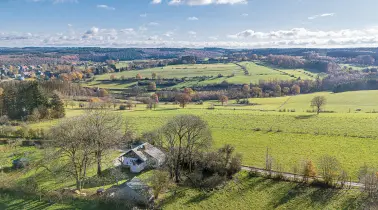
left=1, top=0, right=378, bottom=48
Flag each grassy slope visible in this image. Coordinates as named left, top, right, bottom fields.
left=28, top=90, right=378, bottom=179
left=0, top=145, right=129, bottom=209
left=96, top=63, right=240, bottom=80
left=85, top=62, right=317, bottom=89
left=162, top=172, right=364, bottom=210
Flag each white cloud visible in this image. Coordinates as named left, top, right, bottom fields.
left=308, top=13, right=335, bottom=20
left=139, top=26, right=148, bottom=31
left=164, top=31, right=174, bottom=37
left=168, top=0, right=247, bottom=5
left=84, top=27, right=99, bottom=35
left=241, top=13, right=248, bottom=17
left=140, top=13, right=147, bottom=18
left=148, top=22, right=159, bottom=26
left=97, top=5, right=115, bottom=10
left=188, top=31, right=197, bottom=36
left=151, top=0, right=162, bottom=4
left=120, top=28, right=135, bottom=34
left=187, top=16, right=199, bottom=21
left=148, top=35, right=160, bottom=40
left=208, top=36, right=218, bottom=40
left=67, top=24, right=72, bottom=27
left=3, top=26, right=378, bottom=49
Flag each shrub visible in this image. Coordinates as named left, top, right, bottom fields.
left=119, top=105, right=127, bottom=110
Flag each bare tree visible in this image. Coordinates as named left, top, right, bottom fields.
left=265, top=147, right=273, bottom=177
left=160, top=115, right=212, bottom=183
left=85, top=110, right=124, bottom=176
left=311, top=96, right=327, bottom=114
left=219, top=95, right=228, bottom=106
left=175, top=93, right=191, bottom=108
left=49, top=116, right=95, bottom=190
left=302, top=160, right=317, bottom=183
left=359, top=167, right=378, bottom=197
left=318, top=155, right=340, bottom=186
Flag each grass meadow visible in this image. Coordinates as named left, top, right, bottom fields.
left=25, top=90, right=378, bottom=180
left=162, top=172, right=364, bottom=210
left=85, top=62, right=317, bottom=89
left=4, top=90, right=378, bottom=208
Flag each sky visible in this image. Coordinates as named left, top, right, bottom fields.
left=1, top=0, right=378, bottom=48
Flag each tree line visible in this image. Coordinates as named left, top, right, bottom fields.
left=0, top=81, right=66, bottom=120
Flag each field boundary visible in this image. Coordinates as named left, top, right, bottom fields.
left=241, top=165, right=363, bottom=188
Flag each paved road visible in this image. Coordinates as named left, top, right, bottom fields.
left=241, top=165, right=364, bottom=188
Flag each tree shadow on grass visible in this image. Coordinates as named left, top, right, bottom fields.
left=82, top=166, right=136, bottom=189
left=1, top=166, right=15, bottom=173
left=273, top=184, right=309, bottom=208
left=160, top=188, right=189, bottom=206
left=295, top=114, right=317, bottom=120
left=5, top=200, right=52, bottom=210
left=308, top=188, right=340, bottom=205
left=184, top=191, right=213, bottom=205
left=152, top=108, right=180, bottom=112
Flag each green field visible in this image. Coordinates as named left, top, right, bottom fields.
left=25, top=90, right=378, bottom=180
left=162, top=172, right=364, bottom=210
left=0, top=145, right=128, bottom=209
left=4, top=89, right=378, bottom=208
left=97, top=63, right=241, bottom=80
left=340, top=63, right=378, bottom=71
left=85, top=62, right=317, bottom=89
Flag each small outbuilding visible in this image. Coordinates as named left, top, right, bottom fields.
left=106, top=177, right=154, bottom=206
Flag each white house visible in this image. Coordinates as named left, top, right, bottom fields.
left=119, top=143, right=165, bottom=173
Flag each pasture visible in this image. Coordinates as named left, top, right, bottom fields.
left=26, top=90, right=378, bottom=180
left=162, top=172, right=364, bottom=209
left=85, top=62, right=318, bottom=89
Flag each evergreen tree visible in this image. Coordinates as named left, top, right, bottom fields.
left=50, top=91, right=65, bottom=119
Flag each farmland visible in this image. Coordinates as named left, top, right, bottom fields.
left=23, top=89, right=378, bottom=181
left=84, top=62, right=317, bottom=89
left=162, top=172, right=364, bottom=210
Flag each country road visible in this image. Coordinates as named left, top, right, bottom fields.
left=241, top=165, right=364, bottom=188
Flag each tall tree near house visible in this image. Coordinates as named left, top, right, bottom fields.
left=219, top=95, right=228, bottom=106
left=85, top=110, right=123, bottom=176
left=49, top=116, right=95, bottom=191
left=311, top=96, right=327, bottom=114
left=150, top=170, right=170, bottom=199
left=160, top=115, right=212, bottom=183
left=50, top=91, right=65, bottom=119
